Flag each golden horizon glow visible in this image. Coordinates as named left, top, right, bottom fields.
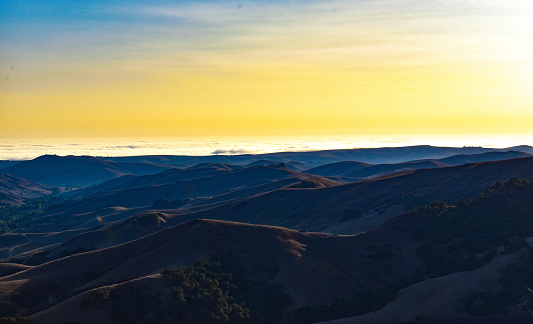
left=1, top=0, right=532, bottom=138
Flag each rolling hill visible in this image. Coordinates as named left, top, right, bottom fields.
left=1, top=179, right=533, bottom=323
left=2, top=147, right=533, bottom=323
left=0, top=174, right=56, bottom=206
left=7, top=156, right=533, bottom=263
left=102, top=145, right=533, bottom=167
left=305, top=150, right=532, bottom=182
left=13, top=164, right=339, bottom=236
left=1, top=155, right=174, bottom=188
left=177, top=156, right=533, bottom=234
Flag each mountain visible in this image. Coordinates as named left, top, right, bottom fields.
left=7, top=156, right=533, bottom=261
left=102, top=145, right=533, bottom=167
left=246, top=160, right=310, bottom=171
left=0, top=219, right=422, bottom=324
left=180, top=157, right=533, bottom=234
left=0, top=174, right=56, bottom=206
left=7, top=155, right=531, bottom=263
left=0, top=160, right=21, bottom=170
left=1, top=155, right=174, bottom=188
left=17, top=164, right=339, bottom=235
left=2, top=179, right=533, bottom=323
left=436, top=150, right=531, bottom=165
left=66, top=163, right=244, bottom=199
left=304, top=161, right=373, bottom=177
left=305, top=150, right=533, bottom=182
left=306, top=160, right=448, bottom=181
left=5, top=146, right=531, bottom=189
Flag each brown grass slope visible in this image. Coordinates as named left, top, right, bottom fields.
left=15, top=156, right=533, bottom=260
left=2, top=168, right=339, bottom=259
left=5, top=179, right=533, bottom=323
left=0, top=219, right=420, bottom=322
left=25, top=164, right=338, bottom=231
left=321, top=252, right=523, bottom=324
left=178, top=157, right=533, bottom=234
left=10, top=176, right=337, bottom=261
left=0, top=174, right=55, bottom=206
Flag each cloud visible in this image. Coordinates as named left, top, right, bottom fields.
left=211, top=148, right=252, bottom=155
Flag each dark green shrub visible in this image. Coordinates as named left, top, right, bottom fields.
left=290, top=180, right=319, bottom=189
left=0, top=301, right=15, bottom=317
left=25, top=251, right=49, bottom=266
left=162, top=255, right=291, bottom=323
left=130, top=213, right=162, bottom=227
left=341, top=208, right=363, bottom=221
left=59, top=246, right=97, bottom=259
left=504, top=236, right=530, bottom=254
left=108, top=286, right=160, bottom=324
left=464, top=292, right=496, bottom=316
left=151, top=198, right=184, bottom=209
left=0, top=316, right=32, bottom=324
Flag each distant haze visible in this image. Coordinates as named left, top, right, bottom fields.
left=0, top=134, right=531, bottom=160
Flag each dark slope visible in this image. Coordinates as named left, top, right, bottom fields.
left=20, top=164, right=339, bottom=234
left=351, top=160, right=449, bottom=178
left=5, top=181, right=533, bottom=323
left=320, top=179, right=533, bottom=324
left=8, top=156, right=533, bottom=261
left=179, top=157, right=533, bottom=234
left=246, top=160, right=309, bottom=171
left=306, top=160, right=448, bottom=179
left=0, top=174, right=56, bottom=206
left=67, top=163, right=244, bottom=199
left=1, top=155, right=173, bottom=188
left=21, top=177, right=336, bottom=259
left=0, top=160, right=21, bottom=170
left=305, top=151, right=532, bottom=181
left=17, top=156, right=533, bottom=259
left=305, top=161, right=373, bottom=177
left=0, top=219, right=420, bottom=323
left=436, top=150, right=531, bottom=165
left=103, top=145, right=533, bottom=167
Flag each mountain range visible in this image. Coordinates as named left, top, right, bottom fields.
left=0, top=145, right=532, bottom=323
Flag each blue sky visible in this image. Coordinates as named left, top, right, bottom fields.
left=1, top=0, right=533, bottom=138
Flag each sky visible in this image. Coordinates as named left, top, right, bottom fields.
left=1, top=0, right=533, bottom=138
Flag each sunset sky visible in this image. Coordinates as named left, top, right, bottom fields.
left=1, top=0, right=532, bottom=138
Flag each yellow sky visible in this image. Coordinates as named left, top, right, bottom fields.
left=1, top=0, right=532, bottom=138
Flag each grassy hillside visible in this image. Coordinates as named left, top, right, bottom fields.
left=0, top=179, right=531, bottom=322
left=2, top=155, right=173, bottom=188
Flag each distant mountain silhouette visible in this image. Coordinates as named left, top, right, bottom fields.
left=306, top=160, right=448, bottom=181
left=1, top=155, right=174, bottom=187
left=246, top=159, right=309, bottom=171
left=306, top=151, right=532, bottom=181
left=102, top=145, right=533, bottom=167
left=0, top=161, right=21, bottom=170
left=435, top=150, right=531, bottom=165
